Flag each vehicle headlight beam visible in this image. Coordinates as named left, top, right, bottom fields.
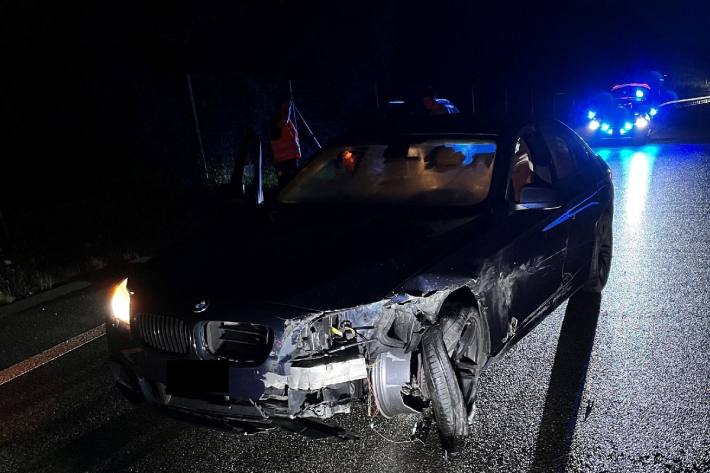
left=111, top=278, right=131, bottom=324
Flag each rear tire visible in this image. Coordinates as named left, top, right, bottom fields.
left=421, top=325, right=468, bottom=455
left=583, top=211, right=613, bottom=293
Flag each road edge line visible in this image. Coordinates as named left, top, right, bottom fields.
left=0, top=324, right=106, bottom=387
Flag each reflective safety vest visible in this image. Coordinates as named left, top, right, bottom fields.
left=271, top=120, right=301, bottom=164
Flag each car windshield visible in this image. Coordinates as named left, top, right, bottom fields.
left=279, top=138, right=496, bottom=206
left=612, top=85, right=649, bottom=101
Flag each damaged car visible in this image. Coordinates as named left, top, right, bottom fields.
left=106, top=115, right=613, bottom=454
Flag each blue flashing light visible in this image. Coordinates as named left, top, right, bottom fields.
left=619, top=128, right=627, bottom=135
left=624, top=121, right=633, bottom=131
left=635, top=89, right=644, bottom=98
left=606, top=128, right=614, bottom=135
left=600, top=122, right=610, bottom=132
left=649, top=107, right=658, bottom=116
left=588, top=119, right=600, bottom=131
left=587, top=110, right=596, bottom=120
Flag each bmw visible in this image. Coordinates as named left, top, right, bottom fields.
left=106, top=115, right=614, bottom=455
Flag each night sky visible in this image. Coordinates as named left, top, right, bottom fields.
left=2, top=0, right=709, bottom=201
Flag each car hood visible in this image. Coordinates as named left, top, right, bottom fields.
left=130, top=206, right=487, bottom=314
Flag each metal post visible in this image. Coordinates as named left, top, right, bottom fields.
left=374, top=81, right=380, bottom=109
left=257, top=140, right=264, bottom=205
left=288, top=79, right=299, bottom=135
left=186, top=74, right=209, bottom=184
left=471, top=84, right=476, bottom=114
left=0, top=208, right=9, bottom=252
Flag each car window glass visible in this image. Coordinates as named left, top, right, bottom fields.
left=279, top=139, right=497, bottom=206
left=509, top=136, right=552, bottom=203
left=543, top=132, right=576, bottom=180
left=554, top=124, right=601, bottom=178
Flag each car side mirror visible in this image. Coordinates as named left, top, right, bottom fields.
left=516, top=186, right=561, bottom=210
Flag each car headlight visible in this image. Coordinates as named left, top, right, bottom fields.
left=635, top=89, right=644, bottom=98
left=111, top=278, right=131, bottom=324
left=588, top=119, right=600, bottom=131
left=635, top=116, right=649, bottom=129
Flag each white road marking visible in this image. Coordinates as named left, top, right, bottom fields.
left=0, top=324, right=106, bottom=387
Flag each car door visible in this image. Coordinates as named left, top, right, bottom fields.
left=497, top=125, right=568, bottom=334
left=538, top=121, right=606, bottom=288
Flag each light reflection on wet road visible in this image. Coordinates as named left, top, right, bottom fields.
left=1, top=143, right=709, bottom=472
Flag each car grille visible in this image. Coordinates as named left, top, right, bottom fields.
left=135, top=313, right=193, bottom=354
left=204, top=322, right=272, bottom=366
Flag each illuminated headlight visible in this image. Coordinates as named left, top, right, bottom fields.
left=624, top=121, right=633, bottom=131
left=635, top=116, right=649, bottom=129
left=635, top=89, right=644, bottom=98
left=649, top=107, right=658, bottom=116
left=600, top=122, right=610, bottom=132
left=111, top=278, right=131, bottom=324
left=588, top=119, right=600, bottom=130
left=587, top=110, right=596, bottom=120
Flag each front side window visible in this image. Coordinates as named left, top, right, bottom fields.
left=509, top=136, right=553, bottom=203
left=510, top=138, right=535, bottom=202
left=279, top=139, right=497, bottom=206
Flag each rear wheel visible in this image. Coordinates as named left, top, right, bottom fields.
left=420, top=325, right=468, bottom=455
left=583, top=211, right=613, bottom=293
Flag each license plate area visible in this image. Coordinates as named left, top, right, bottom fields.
left=166, top=360, right=229, bottom=395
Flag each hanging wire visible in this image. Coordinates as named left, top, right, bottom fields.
left=293, top=104, right=322, bottom=149
left=288, top=80, right=322, bottom=149
left=368, top=421, right=425, bottom=446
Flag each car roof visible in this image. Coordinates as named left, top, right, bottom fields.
left=611, top=82, right=652, bottom=91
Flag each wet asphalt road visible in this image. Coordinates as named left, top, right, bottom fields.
left=1, top=142, right=709, bottom=472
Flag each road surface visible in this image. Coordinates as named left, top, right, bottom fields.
left=1, top=142, right=709, bottom=472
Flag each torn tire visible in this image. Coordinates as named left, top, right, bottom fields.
left=583, top=211, right=613, bottom=293
left=421, top=325, right=468, bottom=455
left=440, top=303, right=489, bottom=423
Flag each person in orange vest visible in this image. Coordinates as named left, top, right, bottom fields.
left=269, top=97, right=301, bottom=190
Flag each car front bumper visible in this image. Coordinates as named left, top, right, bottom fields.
left=105, top=301, right=387, bottom=430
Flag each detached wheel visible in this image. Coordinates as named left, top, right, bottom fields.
left=421, top=325, right=468, bottom=455
left=584, top=211, right=613, bottom=293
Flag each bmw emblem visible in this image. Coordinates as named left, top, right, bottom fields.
left=193, top=299, right=209, bottom=313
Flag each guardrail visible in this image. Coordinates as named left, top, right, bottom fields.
left=659, top=95, right=710, bottom=109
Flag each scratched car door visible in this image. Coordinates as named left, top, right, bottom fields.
left=499, top=128, right=568, bottom=335
left=542, top=122, right=606, bottom=285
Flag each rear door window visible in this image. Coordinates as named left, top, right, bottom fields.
left=544, top=132, right=576, bottom=180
